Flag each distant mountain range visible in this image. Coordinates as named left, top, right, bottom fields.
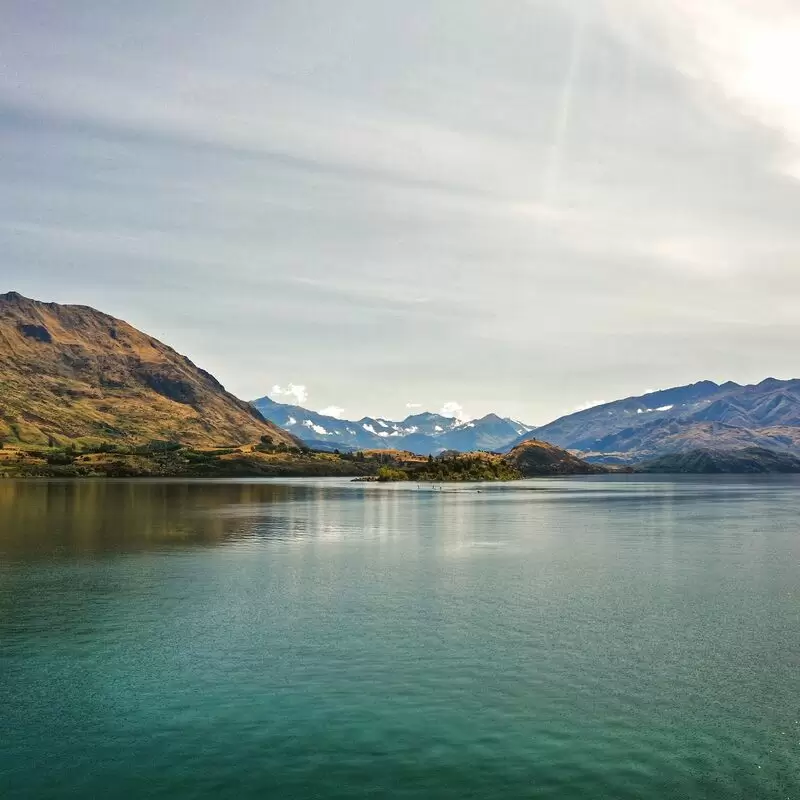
left=251, top=395, right=534, bottom=454
left=505, top=379, right=800, bottom=464
left=255, top=378, right=800, bottom=467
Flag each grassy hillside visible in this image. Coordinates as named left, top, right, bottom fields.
left=0, top=292, right=297, bottom=449
left=504, top=439, right=608, bottom=477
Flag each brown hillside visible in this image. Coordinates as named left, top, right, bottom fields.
left=0, top=292, right=297, bottom=448
left=505, top=439, right=606, bottom=477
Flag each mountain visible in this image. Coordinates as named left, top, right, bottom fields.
left=396, top=411, right=464, bottom=437
left=429, top=413, right=531, bottom=452
left=252, top=396, right=533, bottom=454
left=504, top=439, right=608, bottom=477
left=587, top=419, right=800, bottom=462
left=638, top=447, right=800, bottom=474
left=0, top=292, right=297, bottom=449
left=506, top=379, right=800, bottom=463
left=505, top=381, right=733, bottom=453
left=252, top=395, right=438, bottom=450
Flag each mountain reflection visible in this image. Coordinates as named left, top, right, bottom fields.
left=0, top=480, right=319, bottom=557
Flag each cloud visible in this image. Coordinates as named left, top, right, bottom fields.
left=405, top=402, right=422, bottom=409
left=319, top=405, right=345, bottom=418
left=271, top=383, right=308, bottom=405
left=439, top=401, right=471, bottom=421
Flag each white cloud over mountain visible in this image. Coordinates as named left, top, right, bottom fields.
left=271, top=384, right=309, bottom=405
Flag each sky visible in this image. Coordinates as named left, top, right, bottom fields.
left=3, top=0, right=800, bottom=424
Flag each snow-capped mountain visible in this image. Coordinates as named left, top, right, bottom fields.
left=251, top=396, right=534, bottom=454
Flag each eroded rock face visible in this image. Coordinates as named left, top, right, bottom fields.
left=17, top=323, right=52, bottom=343
left=139, top=370, right=198, bottom=406
left=0, top=292, right=299, bottom=448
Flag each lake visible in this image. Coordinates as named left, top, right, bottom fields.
left=1, top=476, right=798, bottom=799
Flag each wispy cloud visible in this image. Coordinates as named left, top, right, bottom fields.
left=4, top=1, right=800, bottom=425
left=319, top=405, right=344, bottom=418
left=405, top=402, right=422, bottom=409
left=614, top=0, right=800, bottom=175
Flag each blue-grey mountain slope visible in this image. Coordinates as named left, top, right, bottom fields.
left=506, top=379, right=800, bottom=463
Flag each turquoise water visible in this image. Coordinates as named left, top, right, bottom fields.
left=1, top=476, right=798, bottom=799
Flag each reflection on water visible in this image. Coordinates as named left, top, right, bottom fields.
left=0, top=478, right=474, bottom=555
left=1, top=476, right=799, bottom=799
left=0, top=480, right=305, bottom=554
left=2, top=475, right=796, bottom=558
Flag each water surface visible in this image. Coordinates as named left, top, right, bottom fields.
left=1, top=476, right=798, bottom=799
